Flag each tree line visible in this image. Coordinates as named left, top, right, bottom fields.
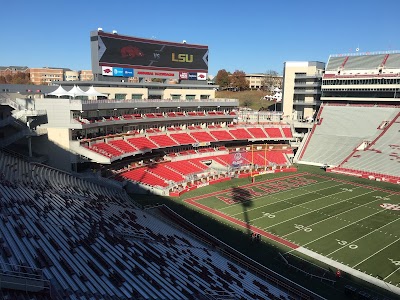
left=0, top=72, right=31, bottom=84
left=214, top=69, right=279, bottom=91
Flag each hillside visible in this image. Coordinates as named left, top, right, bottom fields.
left=216, top=90, right=275, bottom=110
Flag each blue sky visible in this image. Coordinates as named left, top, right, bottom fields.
left=1, top=0, right=400, bottom=76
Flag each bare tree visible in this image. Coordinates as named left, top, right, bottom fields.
left=261, top=70, right=279, bottom=92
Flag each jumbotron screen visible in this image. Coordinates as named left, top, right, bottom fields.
left=92, top=31, right=209, bottom=73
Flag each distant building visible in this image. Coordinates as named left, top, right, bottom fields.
left=245, top=73, right=282, bottom=90
left=282, top=61, right=325, bottom=120
left=79, top=70, right=93, bottom=81
left=30, top=67, right=68, bottom=85
left=65, top=71, right=79, bottom=81
left=0, top=66, right=29, bottom=77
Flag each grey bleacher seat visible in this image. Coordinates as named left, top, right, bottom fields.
left=344, top=54, right=386, bottom=70
left=299, top=105, right=398, bottom=166
left=326, top=56, right=346, bottom=71
left=0, top=151, right=297, bottom=300
left=384, top=53, right=400, bottom=69
left=340, top=112, right=400, bottom=177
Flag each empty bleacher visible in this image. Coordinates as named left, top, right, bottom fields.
left=247, top=127, right=268, bottom=139
left=209, top=130, right=235, bottom=141
left=299, top=105, right=399, bottom=166
left=109, top=139, right=138, bottom=153
left=229, top=128, right=253, bottom=140
left=0, top=151, right=300, bottom=299
left=90, top=142, right=123, bottom=158
left=264, top=127, right=282, bottom=139
left=190, top=131, right=216, bottom=143
left=384, top=53, right=400, bottom=69
left=326, top=56, right=346, bottom=71
left=148, top=135, right=178, bottom=148
left=344, top=54, right=386, bottom=70
left=127, top=136, right=158, bottom=151
left=170, top=132, right=197, bottom=145
left=282, top=127, right=293, bottom=138
left=338, top=112, right=400, bottom=178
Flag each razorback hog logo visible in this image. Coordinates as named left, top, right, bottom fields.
left=198, top=74, right=205, bottom=79
left=380, top=203, right=400, bottom=210
left=103, top=68, right=112, bottom=74
left=121, top=46, right=144, bottom=58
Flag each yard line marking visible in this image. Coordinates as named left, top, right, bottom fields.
left=384, top=260, right=400, bottom=280
left=248, top=185, right=356, bottom=221
left=327, top=216, right=400, bottom=257
left=353, top=236, right=400, bottom=268
left=230, top=181, right=345, bottom=216
left=264, top=190, right=375, bottom=230
left=220, top=178, right=336, bottom=212
left=282, top=191, right=384, bottom=238
left=294, top=195, right=393, bottom=254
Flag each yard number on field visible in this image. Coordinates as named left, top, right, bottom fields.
left=294, top=224, right=312, bottom=232
left=336, top=239, right=358, bottom=249
left=389, top=258, right=400, bottom=266
left=262, top=212, right=275, bottom=218
left=340, top=188, right=353, bottom=192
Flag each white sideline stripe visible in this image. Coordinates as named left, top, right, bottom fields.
left=231, top=181, right=345, bottom=217
left=249, top=184, right=351, bottom=222
left=282, top=191, right=385, bottom=238
left=219, top=179, right=335, bottom=211
left=326, top=211, right=400, bottom=257
left=264, top=190, right=374, bottom=230
left=296, top=247, right=400, bottom=295
left=353, top=237, right=400, bottom=269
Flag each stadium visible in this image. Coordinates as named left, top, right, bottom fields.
left=0, top=29, right=399, bottom=300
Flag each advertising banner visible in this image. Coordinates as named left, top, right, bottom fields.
left=179, top=72, right=188, bottom=80
left=188, top=72, right=197, bottom=80
left=113, top=67, right=124, bottom=77
left=96, top=32, right=208, bottom=72
left=123, top=68, right=134, bottom=77
left=197, top=72, right=207, bottom=80
left=102, top=66, right=113, bottom=76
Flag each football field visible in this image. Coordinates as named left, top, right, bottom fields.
left=184, top=172, right=400, bottom=292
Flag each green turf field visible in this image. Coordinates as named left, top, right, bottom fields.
left=184, top=171, right=400, bottom=292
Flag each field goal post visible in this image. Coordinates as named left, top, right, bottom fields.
left=250, top=143, right=269, bottom=181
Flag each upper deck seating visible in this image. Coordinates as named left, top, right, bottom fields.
left=190, top=131, right=216, bottom=143
left=148, top=135, right=178, bottom=148
left=127, top=137, right=158, bottom=151
left=264, top=127, right=282, bottom=139
left=209, top=130, right=235, bottom=141
left=91, top=142, right=123, bottom=158
left=246, top=127, right=268, bottom=139
left=229, top=128, right=253, bottom=140
left=109, top=139, right=137, bottom=153
left=282, top=127, right=293, bottom=138
left=170, top=133, right=197, bottom=145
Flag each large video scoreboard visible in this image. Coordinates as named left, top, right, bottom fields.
left=91, top=30, right=209, bottom=80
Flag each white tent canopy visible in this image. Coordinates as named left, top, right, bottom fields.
left=85, top=86, right=107, bottom=97
left=48, top=85, right=108, bottom=99
left=48, top=85, right=69, bottom=97
left=66, top=85, right=87, bottom=97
